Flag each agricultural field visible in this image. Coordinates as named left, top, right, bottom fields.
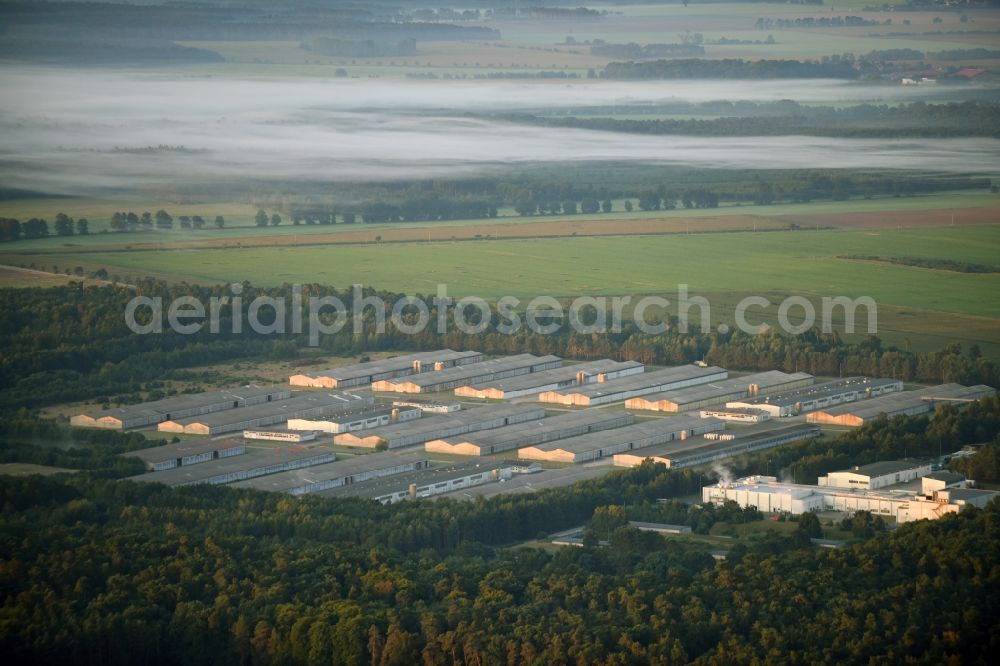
left=5, top=224, right=998, bottom=356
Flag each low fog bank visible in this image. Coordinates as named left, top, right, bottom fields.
left=2, top=69, right=998, bottom=196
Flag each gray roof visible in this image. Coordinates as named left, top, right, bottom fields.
left=231, top=451, right=430, bottom=492
left=77, top=385, right=287, bottom=421
left=461, top=360, right=643, bottom=392
left=166, top=392, right=369, bottom=427
left=619, top=424, right=820, bottom=462
left=634, top=371, right=813, bottom=405
left=130, top=446, right=336, bottom=486
left=123, top=438, right=243, bottom=464
left=381, top=354, right=562, bottom=389
left=348, top=404, right=546, bottom=441
left=846, top=460, right=928, bottom=477
left=301, top=350, right=480, bottom=381
left=317, top=461, right=506, bottom=499
left=740, top=377, right=899, bottom=408
left=560, top=365, right=727, bottom=399
left=526, top=415, right=715, bottom=455
left=434, top=410, right=634, bottom=449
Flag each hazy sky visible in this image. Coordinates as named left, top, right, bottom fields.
left=2, top=68, right=997, bottom=195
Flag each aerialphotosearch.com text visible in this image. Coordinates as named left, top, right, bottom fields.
left=124, top=283, right=878, bottom=346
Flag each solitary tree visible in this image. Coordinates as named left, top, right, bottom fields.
left=214, top=215, right=225, bottom=228
left=624, top=200, right=633, bottom=212
left=154, top=210, right=173, bottom=229
left=191, top=216, right=204, bottom=229
left=76, top=218, right=89, bottom=235
left=255, top=209, right=268, bottom=227
left=270, top=213, right=282, bottom=226
left=601, top=198, right=613, bottom=213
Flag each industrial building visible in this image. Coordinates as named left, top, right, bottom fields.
left=316, top=462, right=513, bottom=503
left=703, top=474, right=998, bottom=523
left=243, top=430, right=317, bottom=443
left=70, top=385, right=292, bottom=430
left=288, top=349, right=483, bottom=388
left=392, top=400, right=461, bottom=414
left=288, top=405, right=421, bottom=434
left=698, top=407, right=770, bottom=423
left=231, top=451, right=430, bottom=495
left=454, top=360, right=644, bottom=400
left=518, top=415, right=725, bottom=464
left=625, top=371, right=813, bottom=413
left=157, top=392, right=372, bottom=435
left=818, top=461, right=934, bottom=490
left=372, top=354, right=563, bottom=393
left=425, top=409, right=634, bottom=456
left=727, top=377, right=903, bottom=418
left=130, top=446, right=337, bottom=487
left=334, top=404, right=547, bottom=449
left=613, top=424, right=820, bottom=469
left=806, top=383, right=996, bottom=426
left=123, top=438, right=246, bottom=471
left=538, top=365, right=728, bottom=407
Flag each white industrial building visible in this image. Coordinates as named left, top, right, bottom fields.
left=157, top=392, right=373, bottom=435
left=71, top=385, right=292, bottom=430
left=425, top=409, right=634, bottom=456
left=698, top=408, right=770, bottom=423
left=122, top=438, right=246, bottom=471
left=334, top=405, right=547, bottom=449
left=289, top=350, right=483, bottom=388
left=131, top=446, right=338, bottom=487
left=392, top=400, right=462, bottom=414
left=231, top=451, right=430, bottom=495
left=289, top=405, right=421, bottom=434
left=454, top=360, right=644, bottom=400
left=613, top=424, right=820, bottom=469
left=243, top=430, right=317, bottom=443
left=372, top=354, right=563, bottom=393
left=818, top=460, right=933, bottom=490
left=539, top=365, right=728, bottom=407
left=518, top=416, right=725, bottom=464
left=703, top=474, right=998, bottom=524
left=728, top=377, right=903, bottom=418
left=626, top=371, right=813, bottom=412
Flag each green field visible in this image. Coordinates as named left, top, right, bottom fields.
left=25, top=226, right=996, bottom=308
left=5, top=224, right=998, bottom=355
left=0, top=190, right=995, bottom=250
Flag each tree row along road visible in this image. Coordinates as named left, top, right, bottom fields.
left=2, top=206, right=998, bottom=256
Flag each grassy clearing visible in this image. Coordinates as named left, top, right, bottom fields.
left=0, top=463, right=76, bottom=476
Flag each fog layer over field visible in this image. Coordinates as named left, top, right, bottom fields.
left=2, top=69, right=998, bottom=195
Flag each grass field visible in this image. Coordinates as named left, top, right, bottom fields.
left=0, top=190, right=995, bottom=250
left=5, top=225, right=998, bottom=355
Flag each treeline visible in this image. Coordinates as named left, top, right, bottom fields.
left=842, top=255, right=1000, bottom=273
left=510, top=101, right=1000, bottom=139
left=950, top=440, right=1000, bottom=483
left=0, top=1, right=500, bottom=43
left=0, top=213, right=87, bottom=242
left=0, top=441, right=997, bottom=662
left=302, top=37, right=416, bottom=58
left=0, top=38, right=224, bottom=65
left=755, top=15, right=879, bottom=29
left=591, top=42, right=705, bottom=59
left=602, top=57, right=860, bottom=79
left=1, top=282, right=998, bottom=412
left=0, top=412, right=149, bottom=477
